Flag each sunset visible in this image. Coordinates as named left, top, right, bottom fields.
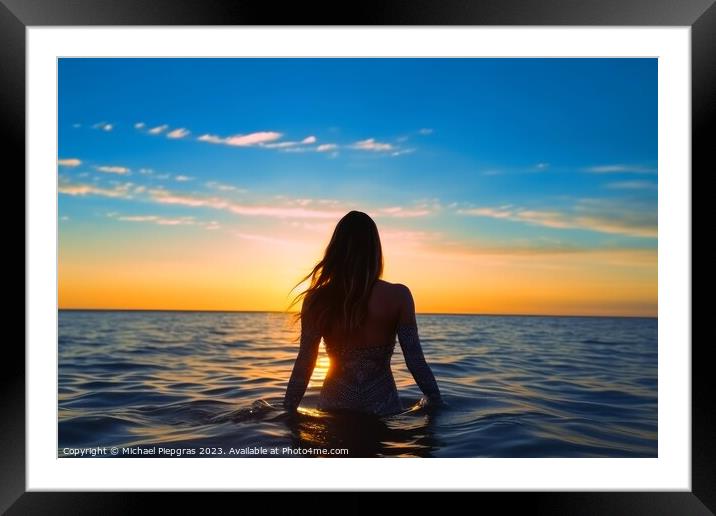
left=58, top=58, right=657, bottom=316
left=58, top=57, right=658, bottom=460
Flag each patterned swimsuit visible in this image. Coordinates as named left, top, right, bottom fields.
left=284, top=323, right=441, bottom=417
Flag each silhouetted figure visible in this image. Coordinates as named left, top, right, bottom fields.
left=283, top=210, right=443, bottom=416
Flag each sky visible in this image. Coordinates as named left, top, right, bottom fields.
left=58, top=58, right=657, bottom=316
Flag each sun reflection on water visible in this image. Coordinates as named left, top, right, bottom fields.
left=308, top=344, right=330, bottom=387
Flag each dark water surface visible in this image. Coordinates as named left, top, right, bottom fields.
left=58, top=311, right=657, bottom=457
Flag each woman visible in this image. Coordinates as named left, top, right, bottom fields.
left=283, top=210, right=443, bottom=417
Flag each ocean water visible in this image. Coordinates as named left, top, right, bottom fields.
left=58, top=310, right=657, bottom=458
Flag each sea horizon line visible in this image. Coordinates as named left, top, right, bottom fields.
left=57, top=308, right=657, bottom=319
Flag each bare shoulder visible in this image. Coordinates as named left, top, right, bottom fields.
left=375, top=279, right=414, bottom=306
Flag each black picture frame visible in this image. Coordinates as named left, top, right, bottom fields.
left=5, top=0, right=712, bottom=512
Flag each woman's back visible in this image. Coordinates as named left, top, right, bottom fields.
left=317, top=280, right=404, bottom=415
left=323, top=279, right=401, bottom=350
left=284, top=279, right=442, bottom=417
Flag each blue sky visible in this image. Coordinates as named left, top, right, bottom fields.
left=57, top=58, right=658, bottom=315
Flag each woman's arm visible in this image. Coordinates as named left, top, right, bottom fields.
left=283, top=314, right=321, bottom=412
left=395, top=285, right=442, bottom=403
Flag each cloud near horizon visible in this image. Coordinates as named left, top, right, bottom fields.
left=60, top=171, right=437, bottom=222
left=105, top=212, right=220, bottom=230
left=150, top=189, right=347, bottom=219
left=458, top=199, right=656, bottom=239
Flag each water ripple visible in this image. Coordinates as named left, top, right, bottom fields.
left=58, top=311, right=657, bottom=457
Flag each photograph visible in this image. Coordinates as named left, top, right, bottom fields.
left=2, top=0, right=708, bottom=506
left=57, top=57, right=658, bottom=459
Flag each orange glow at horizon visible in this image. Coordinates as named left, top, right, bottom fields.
left=59, top=225, right=657, bottom=317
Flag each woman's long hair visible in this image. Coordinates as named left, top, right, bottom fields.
left=288, top=210, right=383, bottom=335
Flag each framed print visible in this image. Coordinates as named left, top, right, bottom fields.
left=5, top=0, right=713, bottom=512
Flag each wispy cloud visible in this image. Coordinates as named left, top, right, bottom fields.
left=381, top=225, right=656, bottom=268
left=350, top=138, right=395, bottom=152
left=148, top=124, right=169, bottom=135
left=119, top=215, right=195, bottom=225
left=585, top=164, right=656, bottom=174
left=58, top=158, right=82, bottom=167
left=59, top=181, right=134, bottom=199
left=262, top=141, right=302, bottom=149
left=135, top=121, right=405, bottom=158
left=349, top=137, right=415, bottom=156
left=139, top=121, right=325, bottom=152
left=147, top=188, right=435, bottom=221
left=92, top=122, right=113, bottom=132
left=458, top=199, right=656, bottom=238
left=167, top=128, right=190, bottom=139
left=606, top=180, right=657, bottom=190
left=205, top=181, right=246, bottom=193
left=480, top=164, right=550, bottom=177
left=573, top=198, right=657, bottom=237
left=262, top=135, right=318, bottom=150
left=198, top=131, right=283, bottom=147
left=107, top=212, right=220, bottom=230
left=149, top=189, right=345, bottom=220
left=233, top=232, right=291, bottom=245
left=418, top=128, right=433, bottom=135
left=391, top=148, right=416, bottom=157
left=174, top=175, right=193, bottom=182
left=372, top=206, right=431, bottom=218
left=61, top=168, right=436, bottom=222
left=379, top=226, right=646, bottom=260
left=95, top=165, right=131, bottom=175
left=286, top=220, right=335, bottom=234
left=460, top=206, right=515, bottom=219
